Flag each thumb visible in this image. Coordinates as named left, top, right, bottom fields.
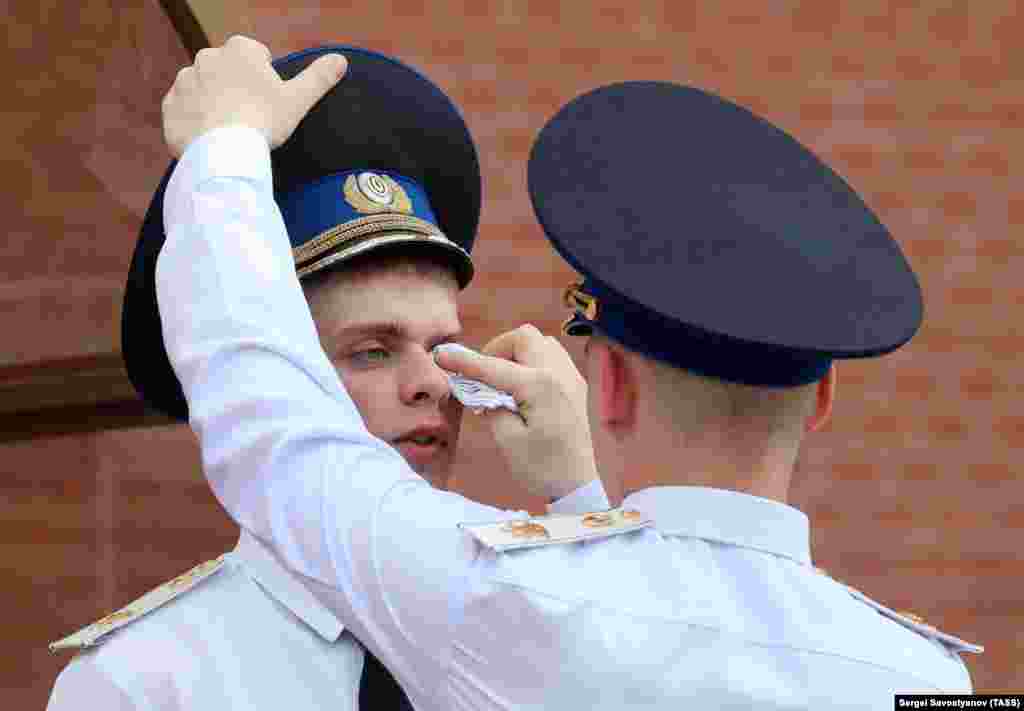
left=283, top=53, right=348, bottom=119
left=434, top=344, right=532, bottom=401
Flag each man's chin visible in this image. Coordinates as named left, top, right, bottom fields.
left=393, top=447, right=450, bottom=490
left=410, top=464, right=450, bottom=490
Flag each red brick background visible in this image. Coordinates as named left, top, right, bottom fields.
left=3, top=1, right=1020, bottom=705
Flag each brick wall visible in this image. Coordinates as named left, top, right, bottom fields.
left=6, top=1, right=1019, bottom=705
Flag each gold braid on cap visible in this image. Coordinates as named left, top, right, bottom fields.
left=292, top=213, right=453, bottom=278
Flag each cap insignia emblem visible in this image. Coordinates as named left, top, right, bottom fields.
left=344, top=172, right=413, bottom=214
left=563, top=282, right=599, bottom=321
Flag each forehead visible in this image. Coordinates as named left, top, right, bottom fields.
left=307, top=264, right=461, bottom=337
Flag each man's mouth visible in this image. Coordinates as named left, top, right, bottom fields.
left=404, top=434, right=442, bottom=446
left=391, top=426, right=450, bottom=466
left=392, top=426, right=449, bottom=447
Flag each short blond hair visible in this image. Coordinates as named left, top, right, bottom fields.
left=301, top=250, right=458, bottom=303
left=595, top=331, right=818, bottom=440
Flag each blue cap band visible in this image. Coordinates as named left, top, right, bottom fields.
left=278, top=170, right=440, bottom=251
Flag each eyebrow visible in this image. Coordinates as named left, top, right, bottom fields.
left=335, top=320, right=462, bottom=346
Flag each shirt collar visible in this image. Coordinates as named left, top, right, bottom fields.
left=233, top=530, right=346, bottom=642
left=622, top=486, right=811, bottom=565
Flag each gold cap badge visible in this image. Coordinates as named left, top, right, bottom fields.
left=344, top=172, right=413, bottom=214
left=563, top=282, right=599, bottom=321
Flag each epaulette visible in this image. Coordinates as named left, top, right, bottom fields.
left=459, top=507, right=653, bottom=552
left=49, top=555, right=228, bottom=653
left=813, top=567, right=983, bottom=655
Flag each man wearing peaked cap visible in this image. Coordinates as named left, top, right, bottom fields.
left=120, top=34, right=982, bottom=709
left=526, top=81, right=982, bottom=701
left=48, top=42, right=610, bottom=711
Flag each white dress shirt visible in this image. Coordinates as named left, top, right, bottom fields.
left=46, top=531, right=363, bottom=710
left=155, top=126, right=978, bottom=710
left=46, top=493, right=612, bottom=711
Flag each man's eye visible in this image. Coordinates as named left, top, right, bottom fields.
left=351, top=348, right=391, bottom=366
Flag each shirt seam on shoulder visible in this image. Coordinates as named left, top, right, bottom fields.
left=482, top=578, right=963, bottom=690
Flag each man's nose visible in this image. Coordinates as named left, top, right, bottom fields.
left=401, top=349, right=451, bottom=405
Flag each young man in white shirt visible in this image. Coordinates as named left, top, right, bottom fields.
left=47, top=44, right=607, bottom=711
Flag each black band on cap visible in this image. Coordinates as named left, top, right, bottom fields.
left=567, top=277, right=833, bottom=387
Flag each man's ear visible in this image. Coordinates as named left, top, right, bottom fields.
left=591, top=338, right=637, bottom=434
left=805, top=363, right=837, bottom=433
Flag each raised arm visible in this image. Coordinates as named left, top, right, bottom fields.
left=155, top=37, right=605, bottom=703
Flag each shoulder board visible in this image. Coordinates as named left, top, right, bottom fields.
left=812, top=569, right=984, bottom=655
left=49, top=554, right=228, bottom=653
left=459, top=507, right=653, bottom=552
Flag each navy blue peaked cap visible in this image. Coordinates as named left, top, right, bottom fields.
left=123, top=45, right=481, bottom=420
left=531, top=82, right=923, bottom=387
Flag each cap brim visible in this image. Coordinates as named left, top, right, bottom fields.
left=529, top=81, right=923, bottom=359
left=296, top=232, right=474, bottom=287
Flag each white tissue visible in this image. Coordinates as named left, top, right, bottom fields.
left=433, top=344, right=520, bottom=413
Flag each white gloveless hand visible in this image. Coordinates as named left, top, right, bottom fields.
left=161, top=36, right=348, bottom=157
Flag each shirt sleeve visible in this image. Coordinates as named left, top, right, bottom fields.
left=47, top=656, right=138, bottom=711
left=155, top=126, right=607, bottom=701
